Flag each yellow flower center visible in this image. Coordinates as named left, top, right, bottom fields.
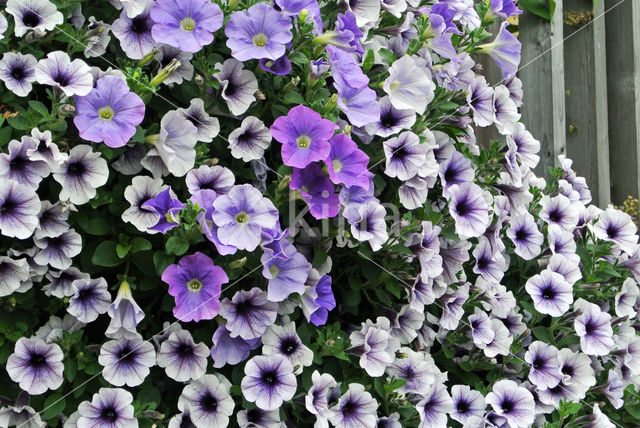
left=332, top=159, right=343, bottom=173
left=389, top=80, right=400, bottom=91
left=235, top=211, right=250, bottom=224
left=187, top=279, right=202, bottom=291
left=269, top=265, right=279, bottom=278
left=180, top=17, right=196, bottom=32
left=252, top=32, right=268, bottom=47
left=98, top=106, right=114, bottom=120
left=296, top=135, right=311, bottom=148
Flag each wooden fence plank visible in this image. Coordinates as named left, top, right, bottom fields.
left=563, top=0, right=611, bottom=207
left=605, top=0, right=640, bottom=203
left=518, top=2, right=567, bottom=182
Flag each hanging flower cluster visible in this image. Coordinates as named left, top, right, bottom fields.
left=0, top=0, right=637, bottom=427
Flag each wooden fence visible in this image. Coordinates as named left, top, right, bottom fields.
left=481, top=0, right=640, bottom=207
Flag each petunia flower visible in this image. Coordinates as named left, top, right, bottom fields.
left=225, top=3, right=293, bottom=62
left=479, top=21, right=521, bottom=78
left=6, top=0, right=63, bottom=37
left=210, top=323, right=260, bottom=368
left=228, top=116, right=272, bottom=162
left=122, top=176, right=167, bottom=233
left=6, top=337, right=63, bottom=395
left=0, top=138, right=50, bottom=190
left=574, top=299, right=614, bottom=356
left=68, top=277, right=111, bottom=323
left=157, top=329, right=209, bottom=382
left=150, top=0, right=223, bottom=53
left=270, top=104, right=338, bottom=168
left=152, top=110, right=199, bottom=177
left=0, top=52, right=38, bottom=97
left=177, top=98, right=220, bottom=142
left=77, top=388, right=137, bottom=428
left=290, top=163, right=340, bottom=220
left=98, top=335, right=156, bottom=387
left=0, top=179, right=41, bottom=240
left=111, top=2, right=156, bottom=59
left=329, top=383, right=378, bottom=428
left=53, top=145, right=109, bottom=205
left=105, top=280, right=145, bottom=339
left=416, top=383, right=453, bottom=428
left=178, top=374, right=234, bottom=427
left=218, top=288, right=278, bottom=340
left=485, top=380, right=535, bottom=428
left=447, top=182, right=490, bottom=238
left=241, top=354, right=297, bottom=410
left=525, top=270, right=573, bottom=317
left=34, top=51, right=93, bottom=97
left=214, top=58, right=258, bottom=116
left=161, top=252, right=228, bottom=322
left=383, top=55, right=435, bottom=114
left=74, top=76, right=145, bottom=148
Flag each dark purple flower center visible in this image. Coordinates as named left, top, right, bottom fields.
left=477, top=256, right=490, bottom=270
left=561, top=364, right=575, bottom=377
left=393, top=145, right=408, bottom=161
left=456, top=399, right=470, bottom=414
left=532, top=356, right=545, bottom=370
left=515, top=227, right=529, bottom=242
left=584, top=319, right=596, bottom=335
left=0, top=197, right=16, bottom=214
left=606, top=224, right=619, bottom=238
left=223, top=79, right=238, bottom=97
left=10, top=65, right=26, bottom=81
left=116, top=345, right=135, bottom=362
left=100, top=406, right=119, bottom=422
left=130, top=16, right=151, bottom=34
left=9, top=155, right=27, bottom=171
left=246, top=408, right=263, bottom=423
left=22, top=11, right=41, bottom=28
left=444, top=166, right=457, bottom=183
left=405, top=366, right=415, bottom=379
left=541, top=285, right=556, bottom=300
left=279, top=337, right=298, bottom=356
left=199, top=392, right=218, bottom=412
left=548, top=209, right=562, bottom=223
left=179, top=414, right=196, bottom=428
left=501, top=398, right=514, bottom=413
left=67, top=161, right=86, bottom=176
left=185, top=112, right=202, bottom=128
left=237, top=130, right=256, bottom=146
left=176, top=343, right=194, bottom=357
left=261, top=369, right=279, bottom=387
left=77, top=286, right=96, bottom=301
left=455, top=198, right=471, bottom=216
left=234, top=299, right=254, bottom=316
left=52, top=72, right=71, bottom=86
left=29, top=352, right=47, bottom=368
left=341, top=398, right=358, bottom=417
left=380, top=111, right=398, bottom=129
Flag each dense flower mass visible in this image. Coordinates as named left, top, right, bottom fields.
left=0, top=1, right=636, bottom=427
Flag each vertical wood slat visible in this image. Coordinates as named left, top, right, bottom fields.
left=518, top=1, right=567, bottom=182
left=563, top=0, right=610, bottom=207
left=476, top=23, right=503, bottom=148
left=605, top=0, right=640, bottom=204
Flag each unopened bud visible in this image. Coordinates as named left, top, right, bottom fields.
left=138, top=47, right=160, bottom=67
left=194, top=74, right=204, bottom=84
left=255, top=90, right=266, bottom=100
left=277, top=175, right=292, bottom=192
left=343, top=125, right=352, bottom=135
left=59, top=104, right=75, bottom=115
left=229, top=257, right=248, bottom=269
left=150, top=58, right=181, bottom=86
left=299, top=9, right=308, bottom=23
left=140, top=410, right=165, bottom=420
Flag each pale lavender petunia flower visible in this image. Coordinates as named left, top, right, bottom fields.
left=383, top=131, right=427, bottom=181
left=122, top=175, right=167, bottom=233
left=485, top=380, right=535, bottom=428
left=450, top=385, right=486, bottom=425
left=525, top=270, right=573, bottom=317
left=524, top=341, right=563, bottom=389
left=0, top=52, right=38, bottom=97
left=364, top=95, right=416, bottom=137
left=574, top=299, right=614, bottom=356
left=186, top=165, right=235, bottom=195
left=34, top=51, right=92, bottom=96
left=468, top=307, right=495, bottom=346
left=219, top=287, right=278, bottom=340
left=228, top=116, right=272, bottom=162
left=6, top=0, right=63, bottom=37
left=448, top=182, right=490, bottom=238
left=241, top=354, right=297, bottom=411
left=210, top=323, right=260, bottom=368
left=492, top=85, right=520, bottom=135
left=111, top=2, right=156, bottom=59
left=43, top=267, right=88, bottom=298
left=225, top=3, right=293, bottom=61
left=615, top=277, right=639, bottom=318
left=177, top=97, right=220, bottom=142
left=417, top=383, right=453, bottom=428
left=153, top=110, right=199, bottom=177
left=157, top=329, right=209, bottom=382
left=329, top=383, right=378, bottom=428
left=0, top=256, right=30, bottom=297
left=383, top=55, right=435, bottom=114
left=479, top=21, right=521, bottom=78
left=68, top=277, right=111, bottom=323
left=98, top=335, right=155, bottom=387
left=262, top=321, right=313, bottom=373
left=77, top=388, right=137, bottom=428
left=53, top=145, right=109, bottom=205
left=178, top=374, right=234, bottom=427
left=350, top=200, right=389, bottom=252
left=214, top=58, right=259, bottom=116
left=261, top=243, right=310, bottom=302
left=106, top=280, right=145, bottom=339
left=305, top=370, right=337, bottom=422
left=385, top=348, right=435, bottom=395
left=0, top=138, right=50, bottom=189
left=473, top=237, right=508, bottom=284
left=156, top=44, right=195, bottom=85
left=506, top=212, right=543, bottom=260
left=0, top=179, right=40, bottom=240
left=35, top=201, right=69, bottom=238
left=349, top=316, right=400, bottom=377
left=467, top=75, right=495, bottom=127
left=33, top=228, right=82, bottom=270
left=592, top=207, right=638, bottom=254
left=6, top=337, right=63, bottom=395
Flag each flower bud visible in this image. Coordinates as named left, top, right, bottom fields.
left=150, top=58, right=181, bottom=86
left=138, top=47, right=160, bottom=67
left=229, top=257, right=248, bottom=269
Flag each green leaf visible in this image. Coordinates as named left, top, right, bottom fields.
left=531, top=326, right=553, bottom=343
left=0, top=126, right=12, bottom=148
left=130, top=237, right=152, bottom=253
left=92, top=241, right=123, bottom=267
left=625, top=402, right=640, bottom=419
left=138, top=386, right=161, bottom=411
left=116, top=244, right=132, bottom=258
left=43, top=394, right=66, bottom=419
left=166, top=235, right=189, bottom=256
left=519, top=0, right=554, bottom=20
left=283, top=90, right=305, bottom=105
left=7, top=114, right=33, bottom=131
left=28, top=100, right=49, bottom=116
left=64, top=359, right=77, bottom=382
left=363, top=49, right=375, bottom=73
left=153, top=251, right=174, bottom=276
left=79, top=217, right=110, bottom=235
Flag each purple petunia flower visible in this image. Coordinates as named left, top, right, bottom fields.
left=112, top=2, right=156, bottom=59
left=479, top=21, right=521, bottom=78
left=448, top=182, right=490, bottom=238
left=383, top=131, right=428, bottom=181
left=178, top=374, right=234, bottom=427
left=473, top=237, right=508, bottom=283
left=261, top=243, right=310, bottom=302
left=68, top=277, right=111, bottom=323
left=228, top=116, right=272, bottom=162
left=53, top=145, right=109, bottom=205
left=210, top=323, right=261, bottom=368
left=214, top=58, right=258, bottom=116
left=77, top=388, right=137, bottom=428
left=219, top=287, right=278, bottom=340
left=157, top=329, right=209, bottom=382
left=350, top=200, right=389, bottom=252
left=262, top=321, right=314, bottom=373
left=506, top=212, right=543, bottom=260
left=439, top=149, right=475, bottom=192
left=225, top=3, right=293, bottom=61
left=162, top=252, right=228, bottom=322
left=364, top=95, right=416, bottom=137
left=186, top=165, right=235, bottom=195
left=467, top=75, right=495, bottom=127
left=34, top=51, right=93, bottom=96
left=150, top=0, right=223, bottom=53
left=271, top=104, right=338, bottom=168
left=122, top=176, right=167, bottom=233
left=574, top=299, right=614, bottom=356
left=305, top=370, right=337, bottom=424
left=241, top=354, right=297, bottom=411
left=74, top=76, right=145, bottom=148
left=6, top=0, right=63, bottom=37
left=290, top=163, right=340, bottom=220
left=33, top=228, right=82, bottom=270
left=98, top=335, right=156, bottom=387
left=485, top=380, right=535, bottom=428
left=142, top=187, right=186, bottom=234
left=385, top=348, right=435, bottom=395
left=6, top=337, right=63, bottom=395
left=525, top=270, right=573, bottom=317
left=417, top=383, right=454, bottom=428
left=0, top=52, right=37, bottom=97
left=212, top=184, right=278, bottom=251
left=325, top=133, right=371, bottom=189
left=0, top=179, right=40, bottom=240
left=0, top=138, right=50, bottom=189
left=303, top=273, right=336, bottom=326
left=349, top=317, right=400, bottom=377
left=540, top=194, right=579, bottom=231
left=259, top=55, right=292, bottom=75
left=450, top=385, right=486, bottom=425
